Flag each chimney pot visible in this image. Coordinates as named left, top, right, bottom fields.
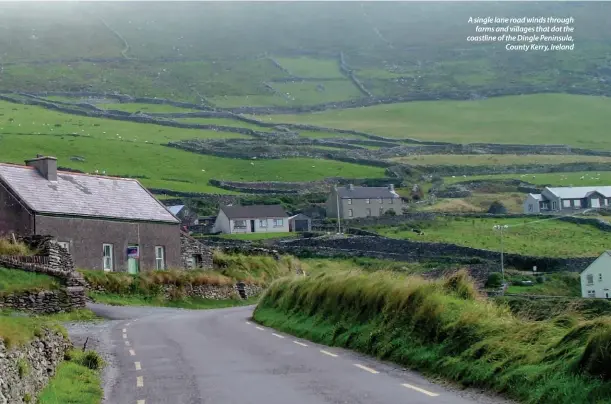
left=25, top=156, right=57, bottom=182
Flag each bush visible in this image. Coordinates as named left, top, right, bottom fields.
left=487, top=201, right=507, bottom=214
left=485, top=272, right=503, bottom=288
left=65, top=349, right=105, bottom=371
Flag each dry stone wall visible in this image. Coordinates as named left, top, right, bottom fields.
left=0, top=328, right=70, bottom=404
left=0, top=287, right=86, bottom=314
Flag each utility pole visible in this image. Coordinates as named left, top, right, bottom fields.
left=493, top=224, right=508, bottom=285
left=335, top=185, right=342, bottom=234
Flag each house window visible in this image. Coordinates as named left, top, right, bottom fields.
left=587, top=274, right=594, bottom=285
left=563, top=200, right=571, bottom=208
left=102, top=244, right=113, bottom=272
left=347, top=199, right=352, bottom=205
left=365, top=198, right=370, bottom=204
left=259, top=219, right=268, bottom=228
left=348, top=209, right=353, bottom=217
left=378, top=197, right=383, bottom=203
left=379, top=207, right=384, bottom=215
left=588, top=290, right=596, bottom=298
left=234, top=220, right=246, bottom=229
left=366, top=208, right=371, bottom=217
left=552, top=201, right=557, bottom=210
left=155, top=246, right=165, bottom=270
left=528, top=204, right=533, bottom=212
left=273, top=219, right=284, bottom=227
left=58, top=241, right=70, bottom=253
left=599, top=274, right=603, bottom=282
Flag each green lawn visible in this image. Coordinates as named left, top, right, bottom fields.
left=0, top=267, right=59, bottom=296
left=505, top=271, right=581, bottom=297
left=391, top=154, right=611, bottom=166
left=263, top=94, right=611, bottom=149
left=375, top=216, right=609, bottom=257
left=209, top=95, right=291, bottom=108
left=274, top=57, right=344, bottom=78
left=445, top=171, right=611, bottom=187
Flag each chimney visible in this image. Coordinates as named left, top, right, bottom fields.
left=25, top=155, right=57, bottom=182
left=348, top=184, right=354, bottom=190
left=388, top=184, right=395, bottom=191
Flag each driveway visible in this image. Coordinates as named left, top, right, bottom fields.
left=65, top=303, right=513, bottom=404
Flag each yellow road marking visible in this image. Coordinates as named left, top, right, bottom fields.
left=129, top=349, right=136, bottom=356
left=272, top=333, right=285, bottom=339
left=401, top=383, right=439, bottom=397
left=320, top=350, right=338, bottom=357
left=293, top=341, right=308, bottom=347
left=354, top=364, right=379, bottom=374
left=135, top=362, right=141, bottom=370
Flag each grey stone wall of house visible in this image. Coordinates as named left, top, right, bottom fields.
left=180, top=232, right=214, bottom=269
left=0, top=328, right=71, bottom=404
left=0, top=287, right=86, bottom=314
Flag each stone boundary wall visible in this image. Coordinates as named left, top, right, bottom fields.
left=0, top=328, right=71, bottom=404
left=89, top=282, right=264, bottom=300
left=277, top=236, right=594, bottom=272
left=180, top=232, right=214, bottom=269
left=339, top=51, right=373, bottom=97
left=0, top=287, right=87, bottom=314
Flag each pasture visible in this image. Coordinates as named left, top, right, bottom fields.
left=444, top=171, right=611, bottom=187
left=391, top=154, right=611, bottom=166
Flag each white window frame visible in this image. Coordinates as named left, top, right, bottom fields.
left=102, top=244, right=113, bottom=272
left=347, top=198, right=352, bottom=205
left=588, top=290, right=596, bottom=298
left=234, top=220, right=246, bottom=229
left=552, top=201, right=557, bottom=210
left=379, top=207, right=384, bottom=215
left=273, top=219, right=284, bottom=227
left=155, top=246, right=165, bottom=270
left=562, top=199, right=571, bottom=208
left=348, top=209, right=353, bottom=217
left=366, top=208, right=371, bottom=217
left=58, top=241, right=70, bottom=252
left=587, top=274, right=594, bottom=285
left=365, top=198, right=370, bottom=204
left=378, top=197, right=383, bottom=203
left=259, top=219, right=268, bottom=228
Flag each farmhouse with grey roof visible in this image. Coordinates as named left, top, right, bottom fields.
left=0, top=156, right=181, bottom=272
left=523, top=186, right=611, bottom=214
left=212, top=204, right=289, bottom=234
left=326, top=184, right=404, bottom=219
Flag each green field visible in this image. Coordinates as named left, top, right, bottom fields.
left=274, top=57, right=344, bottom=79
left=99, top=103, right=196, bottom=113
left=0, top=267, right=59, bottom=296
left=271, top=80, right=363, bottom=105
left=375, top=216, right=609, bottom=257
left=391, top=154, right=611, bottom=166
left=264, top=94, right=611, bottom=149
left=445, top=171, right=611, bottom=187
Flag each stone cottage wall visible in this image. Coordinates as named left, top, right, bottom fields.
left=0, top=328, right=71, bottom=404
left=180, top=232, right=214, bottom=269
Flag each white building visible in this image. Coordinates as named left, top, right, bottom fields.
left=580, top=251, right=611, bottom=299
left=212, top=204, right=289, bottom=234
left=524, top=186, right=611, bottom=214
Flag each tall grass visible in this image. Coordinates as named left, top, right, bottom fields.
left=212, top=250, right=297, bottom=285
left=254, top=270, right=611, bottom=404
left=0, top=238, right=32, bottom=256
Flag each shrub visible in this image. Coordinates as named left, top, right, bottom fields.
left=485, top=272, right=503, bottom=288
left=487, top=201, right=508, bottom=214
left=65, top=349, right=105, bottom=371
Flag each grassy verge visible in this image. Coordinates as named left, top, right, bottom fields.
left=0, top=267, right=60, bottom=296
left=254, top=270, right=611, bottom=404
left=89, top=291, right=258, bottom=308
left=38, top=349, right=104, bottom=404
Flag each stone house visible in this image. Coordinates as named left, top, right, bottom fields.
left=580, top=251, right=611, bottom=299
left=326, top=184, right=404, bottom=219
left=0, top=156, right=181, bottom=272
left=212, top=204, right=289, bottom=234
left=167, top=204, right=199, bottom=226
left=288, top=213, right=311, bottom=232
left=524, top=186, right=611, bottom=214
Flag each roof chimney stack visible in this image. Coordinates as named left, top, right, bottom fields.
left=348, top=184, right=354, bottom=190
left=25, top=155, right=57, bottom=182
left=388, top=184, right=394, bottom=191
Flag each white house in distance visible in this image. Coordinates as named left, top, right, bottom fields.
left=524, top=186, right=611, bottom=214
left=212, top=204, right=289, bottom=234
left=581, top=251, right=611, bottom=299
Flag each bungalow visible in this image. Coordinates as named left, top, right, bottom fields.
left=580, top=251, right=611, bottom=299
left=523, top=186, right=611, bottom=214
left=0, top=156, right=181, bottom=272
left=212, top=204, right=289, bottom=234
left=326, top=184, right=404, bottom=219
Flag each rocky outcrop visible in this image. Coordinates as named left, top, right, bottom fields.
left=0, top=328, right=71, bottom=404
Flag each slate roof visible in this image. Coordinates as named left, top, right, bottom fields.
left=529, top=194, right=542, bottom=200
left=336, top=185, right=400, bottom=199
left=288, top=213, right=310, bottom=221
left=0, top=163, right=179, bottom=223
left=220, top=204, right=288, bottom=219
left=546, top=186, right=611, bottom=199
left=167, top=205, right=185, bottom=215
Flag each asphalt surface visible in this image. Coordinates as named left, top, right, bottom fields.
left=73, top=303, right=513, bottom=404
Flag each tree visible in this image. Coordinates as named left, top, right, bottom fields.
left=384, top=209, right=396, bottom=216
left=487, top=201, right=507, bottom=215
left=486, top=272, right=503, bottom=288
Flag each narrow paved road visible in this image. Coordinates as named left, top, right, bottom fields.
left=84, top=303, right=510, bottom=404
